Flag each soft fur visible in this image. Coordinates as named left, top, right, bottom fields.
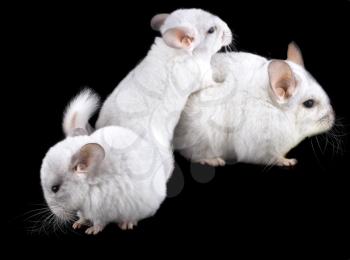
left=41, top=90, right=166, bottom=234
left=174, top=43, right=335, bottom=167
left=96, top=8, right=232, bottom=179
left=62, top=88, right=99, bottom=135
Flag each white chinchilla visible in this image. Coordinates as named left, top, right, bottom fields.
left=96, top=8, right=232, bottom=179
left=174, top=43, right=335, bottom=167
left=41, top=89, right=166, bottom=235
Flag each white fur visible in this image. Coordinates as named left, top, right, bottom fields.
left=63, top=88, right=100, bottom=135
left=41, top=91, right=167, bottom=234
left=174, top=50, right=335, bottom=166
left=96, top=9, right=232, bottom=179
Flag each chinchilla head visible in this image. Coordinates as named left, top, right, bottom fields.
left=267, top=42, right=335, bottom=142
left=40, top=133, right=105, bottom=221
left=150, top=8, right=232, bottom=55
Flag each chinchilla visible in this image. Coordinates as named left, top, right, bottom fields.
left=174, top=43, right=335, bottom=167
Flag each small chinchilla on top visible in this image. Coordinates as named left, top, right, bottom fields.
left=96, top=8, right=232, bottom=180
left=41, top=89, right=167, bottom=235
left=174, top=43, right=335, bottom=167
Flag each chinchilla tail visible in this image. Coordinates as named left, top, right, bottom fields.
left=62, top=88, right=100, bottom=136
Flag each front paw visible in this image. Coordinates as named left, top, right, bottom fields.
left=85, top=225, right=104, bottom=235
left=72, top=218, right=90, bottom=230
left=199, top=158, right=226, bottom=167
left=276, top=158, right=298, bottom=167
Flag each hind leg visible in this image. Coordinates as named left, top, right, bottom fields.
left=118, top=221, right=138, bottom=230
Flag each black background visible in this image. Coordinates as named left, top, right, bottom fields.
left=5, top=1, right=350, bottom=258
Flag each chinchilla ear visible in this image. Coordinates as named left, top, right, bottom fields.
left=151, top=13, right=169, bottom=31
left=287, top=42, right=304, bottom=67
left=162, top=26, right=198, bottom=51
left=71, top=143, right=105, bottom=174
left=268, top=60, right=297, bottom=104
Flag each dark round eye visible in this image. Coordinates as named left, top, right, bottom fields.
left=51, top=185, right=60, bottom=193
left=303, top=99, right=315, bottom=108
left=207, top=26, right=216, bottom=34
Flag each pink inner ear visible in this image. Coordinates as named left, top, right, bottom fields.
left=275, top=87, right=286, bottom=98
left=72, top=143, right=105, bottom=174
left=162, top=27, right=196, bottom=50
left=268, top=60, right=297, bottom=103
left=181, top=36, right=194, bottom=48
left=275, top=78, right=296, bottom=99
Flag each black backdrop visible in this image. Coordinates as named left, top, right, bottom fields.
left=5, top=1, right=350, bottom=258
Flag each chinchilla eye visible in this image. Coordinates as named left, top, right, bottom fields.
left=207, top=26, right=216, bottom=34
left=303, top=99, right=315, bottom=108
left=51, top=185, right=60, bottom=193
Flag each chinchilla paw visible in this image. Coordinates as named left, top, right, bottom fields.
left=277, top=158, right=298, bottom=167
left=72, top=218, right=90, bottom=230
left=199, top=158, right=226, bottom=167
left=85, top=225, right=104, bottom=235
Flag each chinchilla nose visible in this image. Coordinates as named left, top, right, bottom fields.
left=328, top=107, right=335, bottom=126
left=329, top=105, right=335, bottom=117
left=222, top=30, right=232, bottom=46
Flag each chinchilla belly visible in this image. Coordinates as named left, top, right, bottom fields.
left=88, top=180, right=166, bottom=224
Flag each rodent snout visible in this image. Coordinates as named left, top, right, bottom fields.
left=328, top=107, right=335, bottom=127
left=327, top=105, right=335, bottom=122
left=222, top=30, right=232, bottom=46
left=49, top=204, right=74, bottom=221
left=319, top=107, right=335, bottom=130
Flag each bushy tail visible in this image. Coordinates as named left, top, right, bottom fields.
left=62, top=88, right=100, bottom=136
